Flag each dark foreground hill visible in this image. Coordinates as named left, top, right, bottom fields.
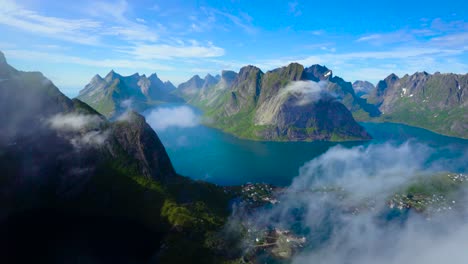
left=0, top=51, right=237, bottom=263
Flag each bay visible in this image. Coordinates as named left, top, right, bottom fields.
left=146, top=105, right=468, bottom=186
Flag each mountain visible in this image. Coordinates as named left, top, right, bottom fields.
left=366, top=72, right=467, bottom=138
left=0, top=51, right=235, bottom=263
left=353, top=80, right=375, bottom=97
left=77, top=70, right=182, bottom=118
left=176, top=70, right=237, bottom=107
left=177, top=63, right=371, bottom=141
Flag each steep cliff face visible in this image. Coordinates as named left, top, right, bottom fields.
left=178, top=62, right=370, bottom=141
left=77, top=70, right=181, bottom=118
left=111, top=112, right=175, bottom=182
left=256, top=96, right=370, bottom=141
left=366, top=72, right=467, bottom=138
left=225, top=65, right=263, bottom=116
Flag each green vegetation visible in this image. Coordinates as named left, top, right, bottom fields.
left=389, top=173, right=467, bottom=213
left=369, top=100, right=467, bottom=138
left=361, top=73, right=467, bottom=139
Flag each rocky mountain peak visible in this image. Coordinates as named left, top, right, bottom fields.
left=105, top=70, right=121, bottom=82
left=385, top=73, right=399, bottom=83
left=164, top=81, right=176, bottom=90
left=236, top=65, right=263, bottom=86
left=91, top=74, right=104, bottom=83
left=266, top=63, right=304, bottom=81
left=148, top=73, right=159, bottom=80
left=285, top=62, right=304, bottom=79
left=238, top=65, right=262, bottom=75
left=113, top=111, right=175, bottom=181
left=353, top=80, right=375, bottom=96
left=304, top=64, right=332, bottom=81
left=203, top=74, right=218, bottom=88
left=204, top=73, right=214, bottom=79
left=129, top=72, right=140, bottom=78
left=221, top=70, right=238, bottom=84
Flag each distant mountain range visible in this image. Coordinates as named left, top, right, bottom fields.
left=177, top=65, right=467, bottom=139
left=176, top=63, right=378, bottom=141
left=74, top=59, right=467, bottom=140
left=366, top=71, right=467, bottom=138
left=77, top=70, right=182, bottom=118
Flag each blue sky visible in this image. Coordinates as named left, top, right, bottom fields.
left=0, top=0, right=467, bottom=97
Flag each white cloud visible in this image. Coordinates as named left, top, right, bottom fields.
left=124, top=42, right=225, bottom=60
left=252, top=46, right=466, bottom=83
left=86, top=0, right=128, bottom=21
left=47, top=113, right=109, bottom=148
left=206, top=7, right=258, bottom=34
left=70, top=130, right=110, bottom=148
left=86, top=0, right=159, bottom=42
left=281, top=80, right=332, bottom=105
left=356, top=31, right=414, bottom=45
left=431, top=32, right=468, bottom=48
left=0, top=0, right=101, bottom=45
left=229, top=142, right=468, bottom=263
left=145, top=106, right=199, bottom=131
left=48, top=113, right=103, bottom=131
left=356, top=34, right=382, bottom=42
left=4, top=49, right=174, bottom=71
left=120, top=98, right=133, bottom=110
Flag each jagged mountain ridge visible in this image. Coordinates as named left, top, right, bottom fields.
left=77, top=70, right=182, bottom=118
left=366, top=71, right=467, bottom=138
left=177, top=63, right=372, bottom=141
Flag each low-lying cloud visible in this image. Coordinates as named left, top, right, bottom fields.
left=145, top=106, right=199, bottom=131
left=47, top=113, right=109, bottom=148
left=281, top=80, right=334, bottom=106
left=229, top=141, right=468, bottom=263
left=70, top=130, right=110, bottom=149
left=48, top=113, right=103, bottom=131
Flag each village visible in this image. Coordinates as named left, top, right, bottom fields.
left=229, top=172, right=468, bottom=262
left=244, top=227, right=307, bottom=259
left=387, top=173, right=467, bottom=214
left=238, top=182, right=282, bottom=208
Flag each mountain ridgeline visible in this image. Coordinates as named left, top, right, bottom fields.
left=75, top=59, right=467, bottom=140
left=177, top=64, right=467, bottom=139
left=77, top=70, right=181, bottom=118
left=0, top=51, right=235, bottom=263
left=366, top=71, right=467, bottom=138
left=177, top=63, right=374, bottom=141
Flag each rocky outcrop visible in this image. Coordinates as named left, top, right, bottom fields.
left=111, top=112, right=175, bottom=181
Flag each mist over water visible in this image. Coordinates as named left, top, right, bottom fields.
left=145, top=104, right=467, bottom=186
left=230, top=141, right=468, bottom=264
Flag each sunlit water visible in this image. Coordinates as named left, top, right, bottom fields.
left=145, top=104, right=468, bottom=186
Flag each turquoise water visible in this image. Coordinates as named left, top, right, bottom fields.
left=146, top=105, right=468, bottom=186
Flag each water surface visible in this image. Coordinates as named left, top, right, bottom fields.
left=146, top=105, right=468, bottom=186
